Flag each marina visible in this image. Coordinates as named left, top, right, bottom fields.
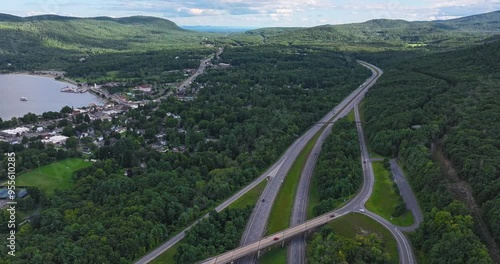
left=61, top=86, right=88, bottom=93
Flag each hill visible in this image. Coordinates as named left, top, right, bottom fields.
left=0, top=13, right=221, bottom=71
left=0, top=13, right=207, bottom=53
left=243, top=10, right=500, bottom=50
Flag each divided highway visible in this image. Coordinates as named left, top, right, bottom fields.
left=200, top=61, right=423, bottom=264
left=135, top=60, right=380, bottom=264
left=237, top=61, right=383, bottom=264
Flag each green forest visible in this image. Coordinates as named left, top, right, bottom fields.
left=244, top=11, right=500, bottom=49
left=307, top=227, right=392, bottom=264
left=311, top=118, right=362, bottom=216
left=0, top=10, right=499, bottom=264
left=363, top=40, right=500, bottom=263
left=0, top=46, right=369, bottom=263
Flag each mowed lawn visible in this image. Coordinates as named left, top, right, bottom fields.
left=17, top=159, right=91, bottom=195
left=229, top=180, right=267, bottom=210
left=258, top=128, right=324, bottom=264
left=327, top=213, right=399, bottom=263
left=366, top=162, right=414, bottom=226
left=258, top=247, right=286, bottom=264
left=149, top=243, right=179, bottom=264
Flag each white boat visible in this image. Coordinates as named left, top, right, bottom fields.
left=20, top=97, right=28, bottom=101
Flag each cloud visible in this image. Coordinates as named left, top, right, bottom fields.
left=11, top=0, right=500, bottom=27
left=431, top=0, right=500, bottom=18
left=109, top=0, right=334, bottom=18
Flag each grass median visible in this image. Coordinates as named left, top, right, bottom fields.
left=366, top=162, right=414, bottom=227
left=266, top=127, right=324, bottom=234
left=258, top=247, right=286, bottom=264
left=229, top=180, right=267, bottom=210
left=259, top=128, right=324, bottom=264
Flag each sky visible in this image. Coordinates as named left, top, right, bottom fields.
left=1, top=0, right=500, bottom=28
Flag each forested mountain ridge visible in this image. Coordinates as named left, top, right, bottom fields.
left=0, top=13, right=181, bottom=28
left=0, top=13, right=205, bottom=53
left=0, top=13, right=219, bottom=72
left=1, top=11, right=499, bottom=72
left=362, top=39, right=500, bottom=263
left=244, top=11, right=500, bottom=48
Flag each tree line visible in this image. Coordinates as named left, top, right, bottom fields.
left=362, top=40, right=500, bottom=263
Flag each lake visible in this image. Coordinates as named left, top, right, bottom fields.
left=0, top=74, right=103, bottom=120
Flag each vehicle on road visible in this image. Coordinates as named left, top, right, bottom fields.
left=329, top=214, right=335, bottom=218
left=273, top=237, right=279, bottom=241
left=262, top=199, right=265, bottom=202
left=358, top=208, right=365, bottom=212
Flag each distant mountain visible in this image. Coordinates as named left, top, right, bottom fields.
left=437, top=10, right=500, bottom=31
left=245, top=10, right=500, bottom=48
left=0, top=13, right=210, bottom=56
left=0, top=13, right=181, bottom=29
left=181, top=26, right=257, bottom=33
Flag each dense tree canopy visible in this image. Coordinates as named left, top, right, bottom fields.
left=0, top=46, right=370, bottom=263
left=307, top=227, right=392, bottom=264
left=312, top=119, right=362, bottom=216
left=363, top=40, right=500, bottom=262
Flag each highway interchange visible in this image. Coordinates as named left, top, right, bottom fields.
left=201, top=61, right=422, bottom=264
left=237, top=60, right=384, bottom=264
left=137, top=60, right=423, bottom=264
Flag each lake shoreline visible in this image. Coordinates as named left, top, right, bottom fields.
left=6, top=71, right=79, bottom=86
left=0, top=74, right=105, bottom=120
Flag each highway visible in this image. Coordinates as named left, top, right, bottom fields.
left=135, top=60, right=381, bottom=264
left=200, top=61, right=423, bottom=264
left=136, top=60, right=402, bottom=264
left=200, top=102, right=420, bottom=264
left=287, top=61, right=388, bottom=264
left=353, top=104, right=418, bottom=264
left=237, top=61, right=383, bottom=264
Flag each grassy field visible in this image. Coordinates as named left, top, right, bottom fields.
left=347, top=109, right=355, bottom=122
left=258, top=247, right=286, bottom=264
left=266, top=128, right=324, bottom=234
left=327, top=213, right=399, bottom=263
left=229, top=180, right=267, bottom=210
left=149, top=243, right=179, bottom=264
left=17, top=159, right=91, bottom=195
left=366, top=162, right=414, bottom=226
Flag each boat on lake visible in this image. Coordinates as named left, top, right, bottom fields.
left=20, top=97, right=28, bottom=101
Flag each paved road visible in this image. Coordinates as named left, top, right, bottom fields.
left=389, top=159, right=424, bottom=232
left=200, top=62, right=425, bottom=264
left=136, top=60, right=385, bottom=264
left=177, top=47, right=224, bottom=94
left=239, top=61, right=383, bottom=264
left=286, top=65, right=380, bottom=264
left=199, top=99, right=422, bottom=264
left=353, top=105, right=417, bottom=264
left=155, top=47, right=224, bottom=101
